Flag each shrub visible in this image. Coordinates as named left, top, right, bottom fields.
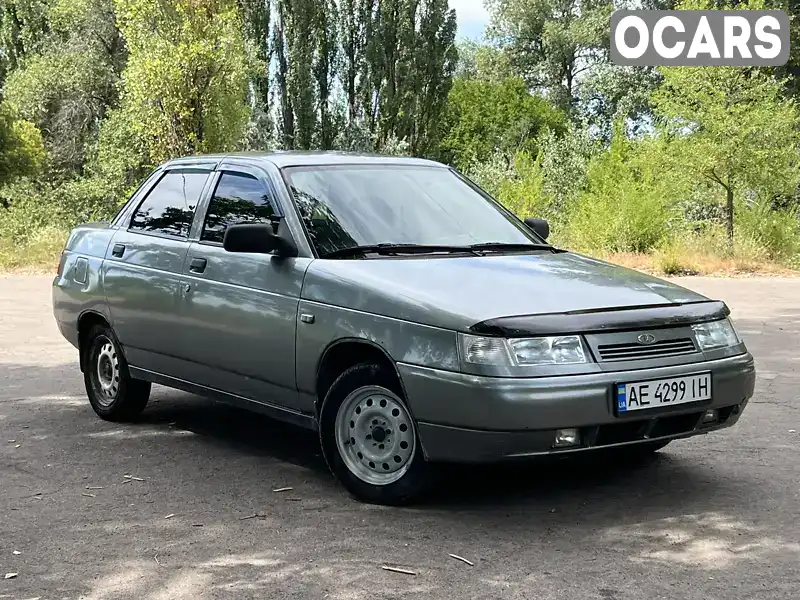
left=462, top=151, right=516, bottom=198
left=654, top=240, right=700, bottom=276
left=735, top=199, right=800, bottom=266
left=0, top=102, right=47, bottom=186
left=493, top=151, right=552, bottom=222
left=0, top=176, right=121, bottom=244
left=562, top=125, right=681, bottom=254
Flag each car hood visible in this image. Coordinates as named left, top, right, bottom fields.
left=301, top=252, right=710, bottom=332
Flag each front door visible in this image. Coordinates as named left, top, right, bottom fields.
left=102, top=168, right=211, bottom=372
left=173, top=167, right=310, bottom=411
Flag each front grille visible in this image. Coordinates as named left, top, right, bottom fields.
left=596, top=337, right=696, bottom=362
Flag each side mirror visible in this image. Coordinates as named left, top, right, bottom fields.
left=524, top=217, right=550, bottom=241
left=222, top=223, right=298, bottom=257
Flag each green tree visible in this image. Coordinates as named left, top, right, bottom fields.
left=487, top=0, right=613, bottom=112
left=0, top=102, right=45, bottom=187
left=314, top=0, right=339, bottom=148
left=653, top=66, right=800, bottom=246
left=363, top=0, right=457, bottom=154
left=239, top=0, right=272, bottom=148
left=577, top=64, right=662, bottom=142
left=0, top=0, right=50, bottom=88
left=2, top=0, right=124, bottom=174
left=339, top=0, right=374, bottom=122
left=239, top=0, right=270, bottom=114
left=283, top=0, right=317, bottom=149
left=110, top=0, right=249, bottom=167
left=273, top=0, right=339, bottom=149
left=440, top=75, right=565, bottom=170
left=403, top=0, right=458, bottom=154
left=270, top=0, right=455, bottom=153
left=272, top=0, right=294, bottom=147
left=454, top=40, right=512, bottom=82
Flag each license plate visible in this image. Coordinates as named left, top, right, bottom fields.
left=616, top=373, right=711, bottom=413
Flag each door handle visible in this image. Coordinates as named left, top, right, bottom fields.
left=111, top=244, right=125, bottom=258
left=189, top=257, right=207, bottom=273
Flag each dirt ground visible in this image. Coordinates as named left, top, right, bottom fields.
left=1, top=275, right=798, bottom=600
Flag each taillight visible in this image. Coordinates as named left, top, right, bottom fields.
left=56, top=250, right=66, bottom=276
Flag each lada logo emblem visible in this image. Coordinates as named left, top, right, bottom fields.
left=637, top=333, right=657, bottom=345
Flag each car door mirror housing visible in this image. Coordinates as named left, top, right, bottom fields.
left=524, top=217, right=550, bottom=241
left=222, top=223, right=298, bottom=257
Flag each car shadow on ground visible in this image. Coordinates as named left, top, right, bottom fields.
left=2, top=360, right=759, bottom=524
left=139, top=394, right=329, bottom=473
left=6, top=360, right=795, bottom=600
left=139, top=386, right=754, bottom=527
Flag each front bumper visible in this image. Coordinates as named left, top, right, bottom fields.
left=398, top=352, right=756, bottom=463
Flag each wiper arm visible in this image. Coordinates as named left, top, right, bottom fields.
left=321, top=243, right=481, bottom=259
left=468, top=242, right=556, bottom=252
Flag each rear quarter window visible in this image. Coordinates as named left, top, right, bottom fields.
left=110, top=169, right=161, bottom=228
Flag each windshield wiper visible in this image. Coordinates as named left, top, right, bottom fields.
left=321, top=243, right=481, bottom=259
left=468, top=242, right=557, bottom=253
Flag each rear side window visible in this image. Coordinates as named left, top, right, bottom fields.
left=201, top=172, right=276, bottom=244
left=129, top=170, right=209, bottom=238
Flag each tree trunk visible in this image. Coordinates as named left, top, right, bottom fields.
left=726, top=175, right=734, bottom=251
left=274, top=2, right=294, bottom=149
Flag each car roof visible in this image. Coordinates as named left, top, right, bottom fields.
left=164, top=151, right=447, bottom=170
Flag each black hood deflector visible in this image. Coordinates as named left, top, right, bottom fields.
left=470, top=300, right=730, bottom=337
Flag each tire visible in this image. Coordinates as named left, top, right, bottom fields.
left=82, top=324, right=151, bottom=421
left=319, top=362, right=430, bottom=505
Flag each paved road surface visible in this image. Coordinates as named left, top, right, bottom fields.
left=1, top=275, right=798, bottom=600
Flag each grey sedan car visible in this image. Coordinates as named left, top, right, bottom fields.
left=53, top=152, right=756, bottom=504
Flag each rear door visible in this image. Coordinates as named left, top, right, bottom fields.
left=172, top=164, right=311, bottom=411
left=102, top=167, right=212, bottom=373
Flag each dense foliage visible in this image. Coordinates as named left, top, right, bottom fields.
left=1, top=0, right=799, bottom=272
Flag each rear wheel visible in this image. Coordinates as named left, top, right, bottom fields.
left=319, top=363, right=430, bottom=505
left=83, top=324, right=151, bottom=421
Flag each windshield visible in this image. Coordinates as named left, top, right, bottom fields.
left=282, top=165, right=540, bottom=257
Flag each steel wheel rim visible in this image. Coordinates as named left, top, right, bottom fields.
left=94, top=337, right=120, bottom=407
left=335, top=386, right=416, bottom=486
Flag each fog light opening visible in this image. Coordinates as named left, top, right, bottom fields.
left=702, top=409, right=718, bottom=424
left=554, top=428, right=581, bottom=448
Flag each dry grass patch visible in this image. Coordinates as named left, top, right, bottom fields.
left=601, top=250, right=798, bottom=277
left=0, top=227, right=68, bottom=274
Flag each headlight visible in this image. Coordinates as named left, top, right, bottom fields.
left=459, top=334, right=588, bottom=366
left=692, top=318, right=740, bottom=350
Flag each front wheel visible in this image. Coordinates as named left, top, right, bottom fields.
left=319, top=363, right=430, bottom=505
left=83, top=324, right=151, bottom=421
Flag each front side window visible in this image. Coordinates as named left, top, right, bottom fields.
left=283, top=165, right=538, bottom=257
left=201, top=172, right=276, bottom=244
left=129, top=170, right=209, bottom=238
